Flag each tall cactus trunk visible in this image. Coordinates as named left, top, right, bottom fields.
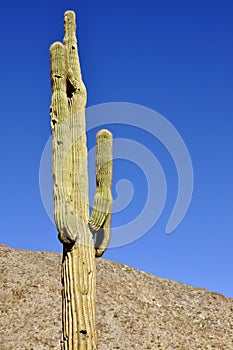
left=61, top=245, right=97, bottom=349
left=50, top=11, right=113, bottom=350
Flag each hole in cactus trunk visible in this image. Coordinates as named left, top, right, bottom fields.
left=67, top=78, right=76, bottom=98
left=80, top=330, right=88, bottom=340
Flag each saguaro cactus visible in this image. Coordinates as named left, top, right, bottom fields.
left=50, top=10, right=113, bottom=349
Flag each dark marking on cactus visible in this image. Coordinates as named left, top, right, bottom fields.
left=80, top=330, right=88, bottom=340
left=66, top=78, right=76, bottom=98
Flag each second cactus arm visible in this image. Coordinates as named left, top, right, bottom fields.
left=89, top=130, right=113, bottom=257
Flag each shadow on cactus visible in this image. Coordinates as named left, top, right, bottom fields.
left=50, top=10, right=113, bottom=349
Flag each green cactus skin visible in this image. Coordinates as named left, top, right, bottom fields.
left=89, top=130, right=113, bottom=257
left=50, top=11, right=113, bottom=349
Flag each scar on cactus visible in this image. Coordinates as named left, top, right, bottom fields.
left=50, top=10, right=113, bottom=349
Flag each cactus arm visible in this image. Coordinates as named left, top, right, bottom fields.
left=50, top=42, right=76, bottom=244
left=94, top=214, right=112, bottom=257
left=63, top=11, right=87, bottom=109
left=63, top=11, right=89, bottom=228
left=89, top=129, right=113, bottom=257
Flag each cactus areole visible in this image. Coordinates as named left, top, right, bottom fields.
left=50, top=11, right=113, bottom=349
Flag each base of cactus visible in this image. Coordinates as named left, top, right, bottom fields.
left=61, top=242, right=97, bottom=349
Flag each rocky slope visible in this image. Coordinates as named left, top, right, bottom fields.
left=0, top=244, right=232, bottom=349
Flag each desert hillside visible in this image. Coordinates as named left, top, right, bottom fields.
left=0, top=244, right=232, bottom=349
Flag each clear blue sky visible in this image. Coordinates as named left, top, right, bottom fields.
left=0, top=0, right=232, bottom=298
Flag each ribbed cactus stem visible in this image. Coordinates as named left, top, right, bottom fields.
left=89, top=130, right=113, bottom=257
left=61, top=246, right=96, bottom=350
left=50, top=10, right=113, bottom=349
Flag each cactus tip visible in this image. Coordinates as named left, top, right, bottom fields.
left=64, top=10, right=76, bottom=21
left=97, top=129, right=113, bottom=140
left=50, top=41, right=63, bottom=53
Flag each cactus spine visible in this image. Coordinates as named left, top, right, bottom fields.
left=50, top=11, right=113, bottom=349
